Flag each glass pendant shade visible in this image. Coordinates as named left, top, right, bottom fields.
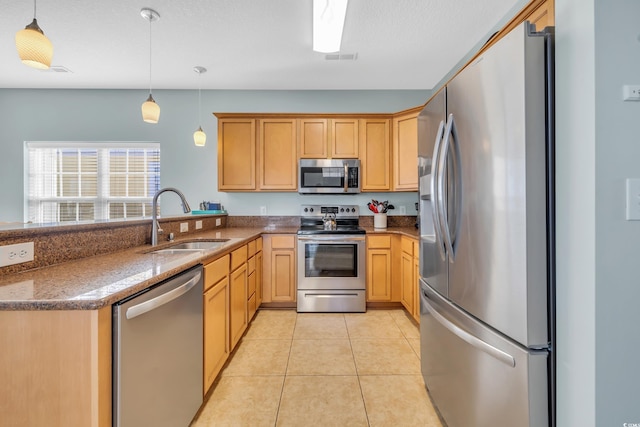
left=141, top=94, right=160, bottom=123
left=193, top=127, right=206, bottom=146
left=15, top=19, right=52, bottom=69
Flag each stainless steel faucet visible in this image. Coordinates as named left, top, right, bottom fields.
left=151, top=187, right=191, bottom=246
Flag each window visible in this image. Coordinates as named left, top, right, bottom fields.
left=26, top=142, right=160, bottom=223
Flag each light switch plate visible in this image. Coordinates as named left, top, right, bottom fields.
left=180, top=222, right=189, bottom=232
left=195, top=220, right=203, bottom=230
left=626, top=178, right=640, bottom=220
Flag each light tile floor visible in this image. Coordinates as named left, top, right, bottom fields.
left=192, top=309, right=442, bottom=427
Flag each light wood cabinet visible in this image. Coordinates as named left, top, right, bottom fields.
left=360, top=118, right=391, bottom=191
left=257, top=118, right=298, bottom=190
left=229, top=245, right=248, bottom=350
left=247, top=239, right=259, bottom=321
left=217, top=118, right=256, bottom=191
left=262, top=234, right=296, bottom=303
left=203, top=275, right=229, bottom=395
left=527, top=0, right=554, bottom=31
left=393, top=111, right=419, bottom=191
left=400, top=236, right=417, bottom=316
left=366, top=235, right=392, bottom=301
left=0, top=308, right=112, bottom=427
left=299, top=118, right=328, bottom=158
left=256, top=238, right=263, bottom=307
left=330, top=118, right=359, bottom=158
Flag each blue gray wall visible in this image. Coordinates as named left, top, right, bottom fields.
left=556, top=0, right=640, bottom=425
left=0, top=89, right=428, bottom=222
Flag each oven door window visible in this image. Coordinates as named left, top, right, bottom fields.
left=305, top=243, right=357, bottom=277
left=300, top=167, right=344, bottom=189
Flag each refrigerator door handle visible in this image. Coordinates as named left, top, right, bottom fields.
left=431, top=120, right=447, bottom=260
left=439, top=114, right=462, bottom=262
left=422, top=288, right=516, bottom=367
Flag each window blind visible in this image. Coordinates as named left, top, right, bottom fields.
left=26, top=142, right=160, bottom=223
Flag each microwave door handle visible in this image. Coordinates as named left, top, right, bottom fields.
left=344, top=162, right=348, bottom=193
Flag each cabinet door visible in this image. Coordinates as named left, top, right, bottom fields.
left=299, top=118, right=328, bottom=158
left=203, top=277, right=229, bottom=395
left=271, top=249, right=296, bottom=302
left=256, top=250, right=263, bottom=307
left=413, top=249, right=420, bottom=323
left=330, top=118, right=359, bottom=158
left=218, top=119, right=256, bottom=191
left=360, top=119, right=391, bottom=191
left=258, top=119, right=298, bottom=190
left=400, top=252, right=414, bottom=313
left=366, top=248, right=392, bottom=301
left=229, top=263, right=248, bottom=350
left=393, top=112, right=419, bottom=191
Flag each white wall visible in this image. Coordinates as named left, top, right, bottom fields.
left=0, top=89, right=428, bottom=222
left=556, top=0, right=640, bottom=425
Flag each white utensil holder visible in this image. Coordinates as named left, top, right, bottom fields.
left=374, top=213, right=387, bottom=229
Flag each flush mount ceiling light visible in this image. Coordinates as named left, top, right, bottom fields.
left=313, top=0, right=348, bottom=53
left=193, top=66, right=207, bottom=147
left=15, top=0, right=53, bottom=69
left=140, top=7, right=160, bottom=124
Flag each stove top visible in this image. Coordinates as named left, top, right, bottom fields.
left=298, top=204, right=364, bottom=235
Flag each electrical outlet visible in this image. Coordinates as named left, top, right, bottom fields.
left=399, top=205, right=406, bottom=214
left=626, top=178, right=640, bottom=220
left=215, top=218, right=221, bottom=226
left=195, top=220, right=203, bottom=230
left=260, top=206, right=267, bottom=216
left=623, top=85, right=640, bottom=101
left=0, top=242, right=34, bottom=267
left=180, top=222, right=189, bottom=232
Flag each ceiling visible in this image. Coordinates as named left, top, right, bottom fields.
left=0, top=0, right=522, bottom=90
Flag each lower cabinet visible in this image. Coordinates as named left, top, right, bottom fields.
left=366, top=235, right=393, bottom=301
left=400, top=236, right=419, bottom=322
left=262, top=234, right=296, bottom=303
left=203, top=255, right=230, bottom=395
left=229, top=245, right=248, bottom=350
left=412, top=239, right=420, bottom=323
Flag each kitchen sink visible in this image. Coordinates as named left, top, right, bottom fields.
left=147, top=239, right=230, bottom=254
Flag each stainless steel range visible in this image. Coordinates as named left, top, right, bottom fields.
left=297, top=204, right=366, bottom=313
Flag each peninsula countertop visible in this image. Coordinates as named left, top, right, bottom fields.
left=0, top=226, right=418, bottom=311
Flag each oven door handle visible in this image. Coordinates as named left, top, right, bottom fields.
left=297, top=235, right=365, bottom=243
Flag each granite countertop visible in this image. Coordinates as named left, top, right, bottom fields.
left=0, top=226, right=416, bottom=311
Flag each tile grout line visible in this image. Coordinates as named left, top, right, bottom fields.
left=273, top=310, right=298, bottom=427
left=345, top=313, right=372, bottom=427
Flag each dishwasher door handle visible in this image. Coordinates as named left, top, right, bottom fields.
left=126, top=272, right=201, bottom=320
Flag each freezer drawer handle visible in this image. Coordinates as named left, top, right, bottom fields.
left=303, top=293, right=359, bottom=298
left=126, top=272, right=201, bottom=320
left=423, top=290, right=516, bottom=367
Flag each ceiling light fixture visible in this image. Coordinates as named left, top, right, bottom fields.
left=140, top=8, right=160, bottom=124
left=312, top=0, right=348, bottom=53
left=193, top=66, right=207, bottom=147
left=15, top=0, right=53, bottom=69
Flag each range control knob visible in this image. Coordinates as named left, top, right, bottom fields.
left=303, top=207, right=308, bottom=212
left=351, top=208, right=356, bottom=212
left=309, top=208, right=314, bottom=212
left=340, top=208, right=345, bottom=212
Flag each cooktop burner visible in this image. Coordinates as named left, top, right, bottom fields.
left=298, top=204, right=365, bottom=235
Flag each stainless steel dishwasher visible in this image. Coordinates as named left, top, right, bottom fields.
left=113, top=265, right=203, bottom=427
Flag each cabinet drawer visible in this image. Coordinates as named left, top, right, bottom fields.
left=248, top=293, right=257, bottom=321
left=367, top=235, right=391, bottom=249
left=204, top=255, right=229, bottom=291
left=270, top=235, right=295, bottom=249
left=256, top=237, right=263, bottom=252
left=401, top=237, right=414, bottom=256
left=247, top=239, right=257, bottom=257
left=413, top=240, right=419, bottom=260
left=231, top=245, right=248, bottom=271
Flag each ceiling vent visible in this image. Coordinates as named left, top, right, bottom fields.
left=45, top=65, right=73, bottom=73
left=325, top=53, right=358, bottom=61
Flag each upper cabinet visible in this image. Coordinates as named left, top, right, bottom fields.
left=526, top=0, right=554, bottom=31
left=359, top=118, right=391, bottom=192
left=298, top=118, right=359, bottom=159
left=392, top=109, right=420, bottom=191
left=257, top=118, right=298, bottom=191
left=217, top=118, right=256, bottom=191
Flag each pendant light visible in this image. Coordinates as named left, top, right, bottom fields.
left=15, top=0, right=53, bottom=69
left=140, top=8, right=160, bottom=124
left=193, top=66, right=207, bottom=147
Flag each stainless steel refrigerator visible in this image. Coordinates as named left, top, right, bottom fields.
left=418, top=22, right=555, bottom=427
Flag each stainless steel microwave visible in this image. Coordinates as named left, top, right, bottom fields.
left=298, top=159, right=360, bottom=194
